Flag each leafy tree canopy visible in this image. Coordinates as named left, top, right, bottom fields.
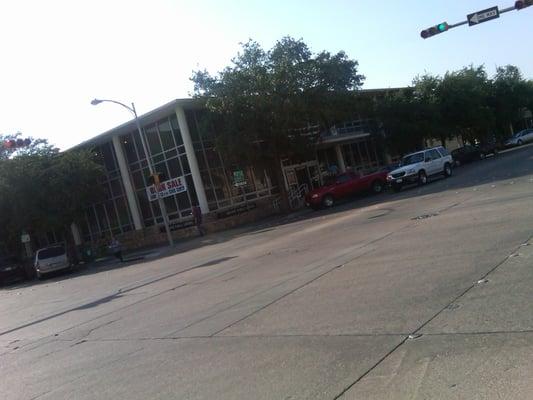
left=0, top=145, right=104, bottom=252
left=191, top=37, right=365, bottom=165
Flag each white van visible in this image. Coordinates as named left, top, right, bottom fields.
left=34, top=244, right=70, bottom=279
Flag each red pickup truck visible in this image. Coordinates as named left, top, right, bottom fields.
left=305, top=170, right=388, bottom=210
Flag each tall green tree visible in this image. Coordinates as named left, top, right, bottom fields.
left=0, top=147, right=104, bottom=253
left=490, top=65, right=531, bottom=137
left=191, top=37, right=365, bottom=205
left=437, top=65, right=493, bottom=143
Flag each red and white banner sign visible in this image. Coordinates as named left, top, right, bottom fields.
left=146, top=176, right=187, bottom=202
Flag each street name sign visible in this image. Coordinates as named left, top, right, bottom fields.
left=468, top=6, right=500, bottom=26
left=147, top=176, right=187, bottom=201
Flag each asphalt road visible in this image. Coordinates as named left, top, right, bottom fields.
left=1, top=145, right=533, bottom=400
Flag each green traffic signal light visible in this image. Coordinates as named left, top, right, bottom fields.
left=421, top=22, right=449, bottom=39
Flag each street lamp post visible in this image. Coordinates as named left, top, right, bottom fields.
left=91, top=98, right=174, bottom=246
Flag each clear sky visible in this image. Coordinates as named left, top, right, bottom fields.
left=1, top=0, right=531, bottom=150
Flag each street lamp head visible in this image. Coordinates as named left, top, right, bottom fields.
left=91, top=98, right=103, bottom=106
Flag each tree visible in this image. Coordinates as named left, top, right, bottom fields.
left=437, top=65, right=493, bottom=144
left=376, top=88, right=427, bottom=156
left=490, top=65, right=531, bottom=137
left=191, top=37, right=365, bottom=207
left=0, top=147, right=104, bottom=254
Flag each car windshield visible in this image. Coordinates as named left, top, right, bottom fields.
left=37, top=246, right=65, bottom=260
left=401, top=153, right=424, bottom=166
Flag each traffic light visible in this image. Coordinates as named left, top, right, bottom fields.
left=515, top=0, right=533, bottom=9
left=1, top=137, right=31, bottom=150
left=148, top=172, right=166, bottom=186
left=420, top=22, right=449, bottom=39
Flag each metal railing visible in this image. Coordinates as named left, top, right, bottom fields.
left=288, top=183, right=309, bottom=209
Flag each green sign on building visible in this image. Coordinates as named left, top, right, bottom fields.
left=233, top=170, right=247, bottom=187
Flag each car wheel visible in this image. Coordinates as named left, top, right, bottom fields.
left=371, top=180, right=384, bottom=194
left=418, top=170, right=427, bottom=186
left=392, top=183, right=402, bottom=193
left=444, top=163, right=452, bottom=177
left=518, top=139, right=523, bottom=146
left=322, top=194, right=334, bottom=208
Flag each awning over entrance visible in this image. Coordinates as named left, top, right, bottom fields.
left=316, top=132, right=371, bottom=148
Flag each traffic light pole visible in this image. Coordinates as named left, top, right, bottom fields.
left=421, top=2, right=531, bottom=38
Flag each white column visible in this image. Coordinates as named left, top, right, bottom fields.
left=175, top=106, right=209, bottom=214
left=335, top=144, right=346, bottom=173
left=112, top=136, right=143, bottom=230
left=70, top=223, right=82, bottom=246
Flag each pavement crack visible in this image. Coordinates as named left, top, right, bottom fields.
left=331, top=231, right=533, bottom=400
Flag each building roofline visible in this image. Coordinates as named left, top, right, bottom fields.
left=70, top=97, right=204, bottom=150
left=71, top=87, right=405, bottom=150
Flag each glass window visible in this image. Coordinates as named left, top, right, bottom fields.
left=145, top=124, right=162, bottom=156
left=428, top=149, right=441, bottom=160
left=196, top=150, right=208, bottom=171
left=185, top=175, right=198, bottom=205
left=402, top=152, right=424, bottom=166
left=132, top=170, right=145, bottom=190
left=105, top=201, right=119, bottom=228
left=165, top=148, right=177, bottom=159
left=101, top=143, right=117, bottom=172
left=186, top=109, right=200, bottom=142
left=336, top=174, right=351, bottom=183
left=37, top=245, right=65, bottom=260
left=109, top=179, right=123, bottom=198
left=102, top=182, right=112, bottom=201
left=170, top=115, right=184, bottom=146
left=122, top=134, right=138, bottom=164
left=153, top=153, right=165, bottom=164
left=167, top=157, right=182, bottom=178
left=115, top=197, right=132, bottom=227
left=181, top=155, right=191, bottom=174
left=176, top=191, right=191, bottom=211
left=137, top=191, right=153, bottom=222
left=158, top=118, right=175, bottom=151
left=205, top=147, right=222, bottom=169
left=154, top=162, right=169, bottom=180
left=95, top=204, right=109, bottom=230
left=163, top=196, right=178, bottom=215
left=438, top=147, right=450, bottom=157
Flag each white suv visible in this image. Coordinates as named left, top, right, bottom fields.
left=387, top=146, right=453, bottom=192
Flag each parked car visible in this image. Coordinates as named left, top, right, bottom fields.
left=505, top=129, right=533, bottom=147
left=305, top=170, right=388, bottom=209
left=386, top=146, right=453, bottom=192
left=0, top=255, right=25, bottom=285
left=34, top=244, right=70, bottom=279
left=476, top=140, right=500, bottom=156
left=451, top=145, right=482, bottom=166
left=452, top=142, right=500, bottom=167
